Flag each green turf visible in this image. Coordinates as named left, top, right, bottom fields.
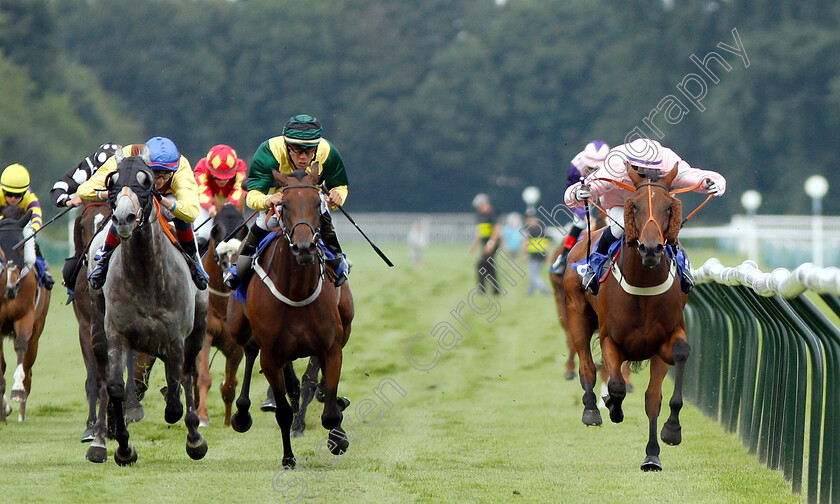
left=0, top=244, right=804, bottom=503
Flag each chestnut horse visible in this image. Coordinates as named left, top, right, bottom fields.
left=0, top=207, right=51, bottom=422
left=229, top=166, right=354, bottom=468
left=195, top=203, right=246, bottom=427
left=564, top=166, right=689, bottom=471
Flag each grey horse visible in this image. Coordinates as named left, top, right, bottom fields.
left=84, top=146, right=209, bottom=465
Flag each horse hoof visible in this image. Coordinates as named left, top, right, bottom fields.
left=165, top=403, right=184, bottom=425
left=641, top=455, right=663, bottom=472
left=563, top=371, right=576, bottom=381
left=81, top=428, right=95, bottom=443
left=231, top=411, right=252, bottom=433
left=328, top=427, right=349, bottom=455
left=337, top=397, right=351, bottom=411
left=283, top=455, right=296, bottom=469
left=260, top=398, right=276, bottom=412
left=115, top=444, right=138, bottom=466
left=186, top=437, right=208, bottom=460
left=125, top=405, right=145, bottom=424
left=661, top=424, right=682, bottom=446
left=581, top=409, right=602, bottom=426
left=199, top=417, right=210, bottom=428
left=291, top=430, right=304, bottom=438
left=10, top=390, right=25, bottom=402
left=86, top=444, right=107, bottom=463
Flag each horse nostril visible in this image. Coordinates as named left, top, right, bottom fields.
left=291, top=243, right=300, bottom=255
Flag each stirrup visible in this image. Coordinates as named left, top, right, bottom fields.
left=581, top=267, right=599, bottom=295
left=680, top=269, right=695, bottom=294
left=549, top=255, right=568, bottom=276
left=223, top=270, right=239, bottom=290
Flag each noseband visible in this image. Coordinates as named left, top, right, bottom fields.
left=628, top=182, right=670, bottom=248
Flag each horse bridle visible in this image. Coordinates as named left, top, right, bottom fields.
left=275, top=184, right=322, bottom=246
left=628, top=182, right=671, bottom=247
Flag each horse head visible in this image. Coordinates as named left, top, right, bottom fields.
left=106, top=147, right=154, bottom=239
left=272, top=165, right=322, bottom=266
left=211, top=204, right=246, bottom=275
left=0, top=207, right=32, bottom=299
left=623, top=162, right=682, bottom=269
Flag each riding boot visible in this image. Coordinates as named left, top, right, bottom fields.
left=34, top=244, right=55, bottom=290
left=88, top=245, right=115, bottom=290
left=224, top=225, right=268, bottom=290
left=180, top=238, right=209, bottom=290
left=549, top=246, right=572, bottom=276
left=581, top=228, right=618, bottom=296
left=321, top=212, right=350, bottom=286
left=260, top=387, right=277, bottom=412
left=681, top=267, right=696, bottom=294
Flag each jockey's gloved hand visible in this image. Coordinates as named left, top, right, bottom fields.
left=574, top=184, right=591, bottom=202
left=704, top=178, right=722, bottom=196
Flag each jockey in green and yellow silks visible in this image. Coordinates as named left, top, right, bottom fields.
left=224, top=114, right=351, bottom=289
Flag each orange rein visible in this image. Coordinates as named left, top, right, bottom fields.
left=583, top=177, right=712, bottom=229
left=154, top=197, right=179, bottom=245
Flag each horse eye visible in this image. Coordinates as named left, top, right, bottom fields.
left=107, top=172, right=119, bottom=188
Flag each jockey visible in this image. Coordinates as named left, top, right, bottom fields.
left=193, top=144, right=247, bottom=250
left=78, top=137, right=209, bottom=290
left=50, top=143, right=120, bottom=208
left=549, top=140, right=610, bottom=276
left=225, top=114, right=351, bottom=289
left=50, top=143, right=119, bottom=293
left=0, top=163, right=55, bottom=289
left=565, top=138, right=726, bottom=296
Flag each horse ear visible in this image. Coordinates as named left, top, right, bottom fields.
left=114, top=147, right=125, bottom=165
left=626, top=161, right=643, bottom=187
left=663, top=162, right=679, bottom=188
left=18, top=210, right=33, bottom=228
left=664, top=197, right=682, bottom=244
left=140, top=145, right=151, bottom=165
left=211, top=223, right=222, bottom=242
left=271, top=170, right=287, bottom=187
left=308, top=162, right=321, bottom=185
left=623, top=199, right=639, bottom=244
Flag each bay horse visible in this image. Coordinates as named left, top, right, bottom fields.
left=564, top=165, right=689, bottom=471
left=70, top=202, right=146, bottom=442
left=84, top=148, right=209, bottom=465
left=0, top=207, right=51, bottom=422
left=228, top=166, right=354, bottom=468
left=195, top=203, right=246, bottom=427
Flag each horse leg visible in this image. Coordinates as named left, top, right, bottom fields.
left=123, top=350, right=145, bottom=424
left=220, top=342, right=243, bottom=427
left=163, top=345, right=185, bottom=425
left=566, top=300, right=600, bottom=426
left=641, top=356, right=669, bottom=471
left=107, top=338, right=137, bottom=466
left=195, top=333, right=213, bottom=427
left=231, top=343, right=258, bottom=433
left=320, top=348, right=349, bottom=456
left=661, top=337, right=690, bottom=446
left=600, top=338, right=626, bottom=424
left=263, top=358, right=296, bottom=468
left=291, top=357, right=318, bottom=436
left=17, top=331, right=41, bottom=423
left=133, top=353, right=155, bottom=402
left=0, top=344, right=6, bottom=423
left=563, top=333, right=577, bottom=380
left=10, top=318, right=33, bottom=405
left=86, top=290, right=110, bottom=463
left=182, top=344, right=208, bottom=460
left=622, top=362, right=634, bottom=393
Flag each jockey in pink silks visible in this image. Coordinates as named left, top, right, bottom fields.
left=564, top=138, right=727, bottom=296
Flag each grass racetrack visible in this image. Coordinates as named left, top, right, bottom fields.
left=0, top=243, right=804, bottom=503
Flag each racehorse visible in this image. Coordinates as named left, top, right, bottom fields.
left=564, top=165, right=689, bottom=471
left=84, top=148, right=209, bottom=465
left=228, top=166, right=354, bottom=468
left=69, top=202, right=147, bottom=441
left=0, top=207, right=51, bottom=422
left=195, top=203, right=245, bottom=427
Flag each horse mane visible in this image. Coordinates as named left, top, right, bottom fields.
left=0, top=205, right=26, bottom=220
